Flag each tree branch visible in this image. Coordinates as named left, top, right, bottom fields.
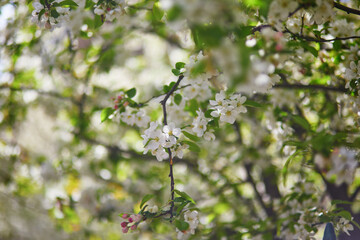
left=285, top=27, right=360, bottom=42
left=334, top=2, right=360, bottom=16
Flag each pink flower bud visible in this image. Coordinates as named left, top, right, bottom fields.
left=128, top=217, right=133, bottom=223
left=114, top=105, right=118, bottom=110
left=122, top=227, right=129, bottom=233
left=123, top=101, right=129, bottom=107
left=121, top=214, right=129, bottom=219
left=121, top=222, right=128, bottom=228
left=131, top=224, right=137, bottom=230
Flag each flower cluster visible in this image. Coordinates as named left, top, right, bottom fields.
left=176, top=210, right=199, bottom=240
left=93, top=0, right=126, bottom=21
left=329, top=19, right=355, bottom=38
left=181, top=52, right=214, bottom=102
left=182, top=74, right=212, bottom=102
left=210, top=91, right=247, bottom=124
left=31, top=1, right=70, bottom=30
left=142, top=122, right=187, bottom=161
left=120, top=110, right=150, bottom=128
left=268, top=0, right=298, bottom=28
left=120, top=213, right=143, bottom=233
left=190, top=109, right=215, bottom=141
left=310, top=0, right=335, bottom=24
left=344, top=60, right=360, bottom=94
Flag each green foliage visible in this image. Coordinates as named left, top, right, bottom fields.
left=101, top=107, right=115, bottom=122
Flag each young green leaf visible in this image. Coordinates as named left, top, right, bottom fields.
left=101, top=107, right=115, bottom=123
left=244, top=100, right=263, bottom=108
left=140, top=194, right=154, bottom=209
left=174, top=94, right=182, bottom=105
left=172, top=68, right=181, bottom=76
left=126, top=88, right=137, bottom=98
left=174, top=190, right=196, bottom=204
left=291, top=115, right=311, bottom=132
left=58, top=0, right=79, bottom=6
left=282, top=150, right=301, bottom=185
left=175, top=62, right=186, bottom=70
left=182, top=140, right=201, bottom=153
left=336, top=210, right=352, bottom=221
left=174, top=219, right=190, bottom=231
left=182, top=131, right=200, bottom=142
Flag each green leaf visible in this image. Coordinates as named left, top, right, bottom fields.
left=175, top=62, right=186, bottom=70
left=58, top=0, right=78, bottom=6
left=172, top=68, right=181, bottom=76
left=94, top=14, right=104, bottom=28
left=176, top=201, right=189, bottom=215
left=100, top=107, right=115, bottom=123
left=192, top=24, right=225, bottom=48
left=38, top=9, right=45, bottom=21
left=331, top=200, right=353, bottom=205
left=126, top=88, right=137, bottom=98
left=182, top=131, right=200, bottom=142
left=336, top=210, right=352, bottom=220
left=152, top=2, right=164, bottom=21
left=140, top=194, right=154, bottom=209
left=174, top=219, right=189, bottom=231
left=319, top=214, right=331, bottom=223
left=282, top=140, right=307, bottom=148
left=174, top=190, right=196, bottom=204
left=167, top=5, right=182, bottom=21
left=174, top=197, right=186, bottom=203
left=182, top=140, right=201, bottom=153
left=333, top=40, right=341, bottom=51
left=51, top=9, right=59, bottom=18
left=282, top=150, right=300, bottom=185
left=291, top=115, right=311, bottom=132
left=164, top=81, right=176, bottom=93
left=301, top=42, right=318, bottom=57
left=174, top=94, right=182, bottom=105
left=244, top=100, right=263, bottom=108
left=85, top=0, right=94, bottom=8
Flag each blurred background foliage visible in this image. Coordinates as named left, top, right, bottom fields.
left=0, top=0, right=360, bottom=239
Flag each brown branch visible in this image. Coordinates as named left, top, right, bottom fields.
left=334, top=2, right=360, bottom=16
left=159, top=75, right=184, bottom=221
left=137, top=84, right=190, bottom=107
left=285, top=27, right=360, bottom=42
left=252, top=24, right=272, bottom=33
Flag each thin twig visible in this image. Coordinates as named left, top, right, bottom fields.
left=138, top=84, right=190, bottom=107
left=159, top=75, right=185, bottom=221
left=334, top=2, right=360, bottom=16
left=285, top=27, right=360, bottom=42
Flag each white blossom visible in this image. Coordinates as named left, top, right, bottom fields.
left=336, top=217, right=354, bottom=236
